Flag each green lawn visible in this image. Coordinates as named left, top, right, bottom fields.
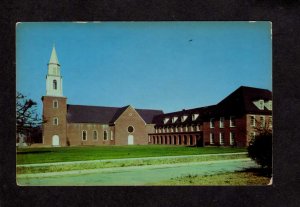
left=17, top=145, right=246, bottom=165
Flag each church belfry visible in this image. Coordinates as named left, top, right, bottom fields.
left=46, top=46, right=63, bottom=97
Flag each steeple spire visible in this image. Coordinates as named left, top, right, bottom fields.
left=49, top=45, right=60, bottom=65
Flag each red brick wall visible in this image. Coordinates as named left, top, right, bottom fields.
left=114, top=106, right=148, bottom=145
left=67, top=123, right=115, bottom=146
left=203, top=115, right=248, bottom=147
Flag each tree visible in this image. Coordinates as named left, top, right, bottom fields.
left=16, top=92, right=43, bottom=145
left=247, top=121, right=272, bottom=174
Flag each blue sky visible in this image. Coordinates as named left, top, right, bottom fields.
left=16, top=22, right=272, bottom=115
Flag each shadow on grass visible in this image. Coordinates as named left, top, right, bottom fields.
left=17, top=151, right=52, bottom=154
left=238, top=167, right=272, bottom=178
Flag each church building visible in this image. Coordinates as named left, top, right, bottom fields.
left=42, top=47, right=272, bottom=147
left=42, top=47, right=163, bottom=147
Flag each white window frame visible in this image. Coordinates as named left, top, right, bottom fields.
left=260, top=116, right=265, bottom=127
left=82, top=130, right=87, bottom=141
left=230, top=132, right=235, bottom=145
left=210, top=118, right=215, bottom=128
left=210, top=133, right=214, bottom=144
left=111, top=130, right=114, bottom=140
left=53, top=117, right=58, bottom=125
left=269, top=116, right=272, bottom=127
left=103, top=130, right=108, bottom=141
left=250, top=131, right=256, bottom=139
left=92, top=130, right=98, bottom=141
left=219, top=132, right=224, bottom=145
left=230, top=116, right=236, bottom=127
left=250, top=115, right=256, bottom=127
left=220, top=117, right=225, bottom=128
left=53, top=100, right=58, bottom=108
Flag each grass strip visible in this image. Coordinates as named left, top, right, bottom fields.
left=17, top=153, right=247, bottom=174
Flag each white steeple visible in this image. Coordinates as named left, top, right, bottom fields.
left=46, top=46, right=63, bottom=97
left=49, top=46, right=60, bottom=65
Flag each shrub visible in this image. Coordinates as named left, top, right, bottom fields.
left=247, top=132, right=272, bottom=171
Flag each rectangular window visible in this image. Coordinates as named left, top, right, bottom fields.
left=220, top=117, right=224, bottom=128
left=53, top=100, right=58, bottom=108
left=230, top=132, right=235, bottom=145
left=93, top=130, right=98, bottom=140
left=53, top=117, right=58, bottom=125
left=269, top=116, right=272, bottom=127
left=250, top=115, right=256, bottom=126
left=185, top=126, right=188, bottom=132
left=260, top=116, right=265, bottom=127
left=210, top=133, right=214, bottom=144
left=210, top=118, right=215, bottom=128
left=219, top=132, right=224, bottom=145
left=111, top=130, right=114, bottom=140
left=250, top=132, right=256, bottom=139
left=230, top=116, right=236, bottom=127
left=82, top=130, right=87, bottom=141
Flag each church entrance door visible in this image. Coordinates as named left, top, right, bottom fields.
left=128, top=135, right=134, bottom=145
left=52, top=135, right=60, bottom=146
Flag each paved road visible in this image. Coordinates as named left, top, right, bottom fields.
left=17, top=158, right=258, bottom=186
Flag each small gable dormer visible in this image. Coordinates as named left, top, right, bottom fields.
left=181, top=115, right=188, bottom=122
left=172, top=116, right=178, bottom=123
left=192, top=113, right=199, bottom=121
left=163, top=117, right=170, bottom=124
left=253, top=99, right=265, bottom=110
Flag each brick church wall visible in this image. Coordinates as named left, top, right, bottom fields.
left=42, top=96, right=67, bottom=146
left=114, top=106, right=148, bottom=145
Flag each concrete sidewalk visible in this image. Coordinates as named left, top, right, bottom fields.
left=17, top=152, right=247, bottom=167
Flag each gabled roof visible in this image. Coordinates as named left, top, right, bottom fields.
left=215, top=86, right=272, bottom=116
left=67, top=104, right=163, bottom=124
left=152, top=86, right=272, bottom=127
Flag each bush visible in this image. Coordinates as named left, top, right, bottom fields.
left=247, top=132, right=272, bottom=171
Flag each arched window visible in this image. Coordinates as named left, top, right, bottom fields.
left=82, top=130, right=87, bottom=141
left=93, top=130, right=98, bottom=140
left=53, top=80, right=57, bottom=90
left=103, top=131, right=108, bottom=140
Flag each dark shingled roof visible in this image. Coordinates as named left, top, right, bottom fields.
left=67, top=104, right=163, bottom=124
left=152, top=86, right=272, bottom=127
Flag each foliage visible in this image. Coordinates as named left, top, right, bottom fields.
left=247, top=131, right=272, bottom=170
left=16, top=92, right=43, bottom=144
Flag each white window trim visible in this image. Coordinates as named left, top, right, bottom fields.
left=210, top=133, right=214, bottom=144
left=53, top=117, right=58, bottom=125
left=250, top=115, right=256, bottom=127
left=230, top=116, right=236, bottom=127
left=103, top=130, right=108, bottom=141
left=82, top=130, right=87, bottom=141
left=219, top=132, right=224, bottom=145
left=92, top=130, right=98, bottom=141
left=220, top=117, right=224, bottom=128
left=260, top=116, right=265, bottom=127
left=111, top=130, right=114, bottom=140
left=230, top=132, right=235, bottom=145
left=53, top=100, right=58, bottom=108
left=269, top=116, right=272, bottom=127
left=210, top=118, right=215, bottom=128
